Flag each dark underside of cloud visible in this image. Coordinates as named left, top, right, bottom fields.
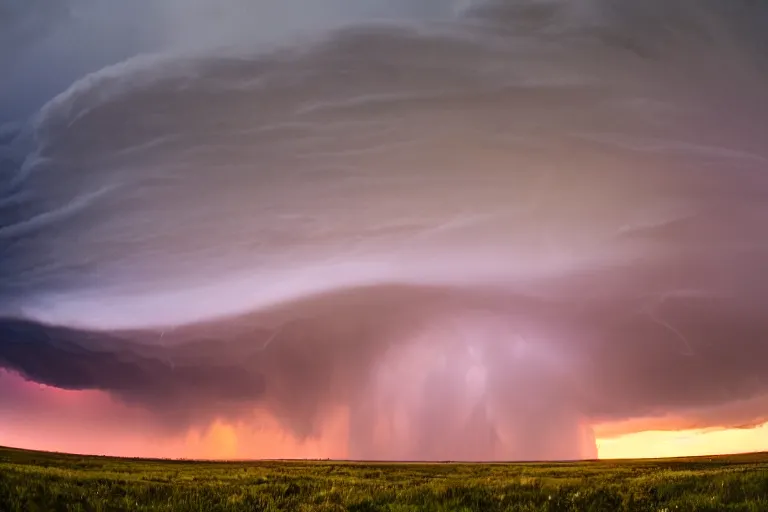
left=2, top=280, right=768, bottom=459
left=1, top=0, right=768, bottom=460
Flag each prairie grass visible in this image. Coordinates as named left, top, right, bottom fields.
left=1, top=446, right=767, bottom=511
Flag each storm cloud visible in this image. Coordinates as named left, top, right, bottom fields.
left=1, top=0, right=767, bottom=460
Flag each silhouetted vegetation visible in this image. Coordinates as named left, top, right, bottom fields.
left=1, top=446, right=767, bottom=511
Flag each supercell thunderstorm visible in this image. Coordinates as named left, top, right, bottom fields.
left=1, top=0, right=768, bottom=460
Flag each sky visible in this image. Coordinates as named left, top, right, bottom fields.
left=1, top=0, right=767, bottom=461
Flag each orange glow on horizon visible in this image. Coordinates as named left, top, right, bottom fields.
left=4, top=417, right=768, bottom=462
left=3, top=372, right=768, bottom=461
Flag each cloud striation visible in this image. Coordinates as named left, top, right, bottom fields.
left=1, top=0, right=767, bottom=460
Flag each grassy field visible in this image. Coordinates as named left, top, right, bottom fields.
left=1, top=446, right=767, bottom=511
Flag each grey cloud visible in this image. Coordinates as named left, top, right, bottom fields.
left=1, top=0, right=768, bottom=460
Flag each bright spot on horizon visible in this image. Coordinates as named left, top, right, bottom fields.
left=597, top=423, right=768, bottom=460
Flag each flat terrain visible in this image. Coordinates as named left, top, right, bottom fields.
left=1, top=446, right=767, bottom=511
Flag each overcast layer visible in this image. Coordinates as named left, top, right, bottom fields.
left=1, top=0, right=767, bottom=460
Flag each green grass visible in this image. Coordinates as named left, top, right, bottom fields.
left=1, top=446, right=767, bottom=511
